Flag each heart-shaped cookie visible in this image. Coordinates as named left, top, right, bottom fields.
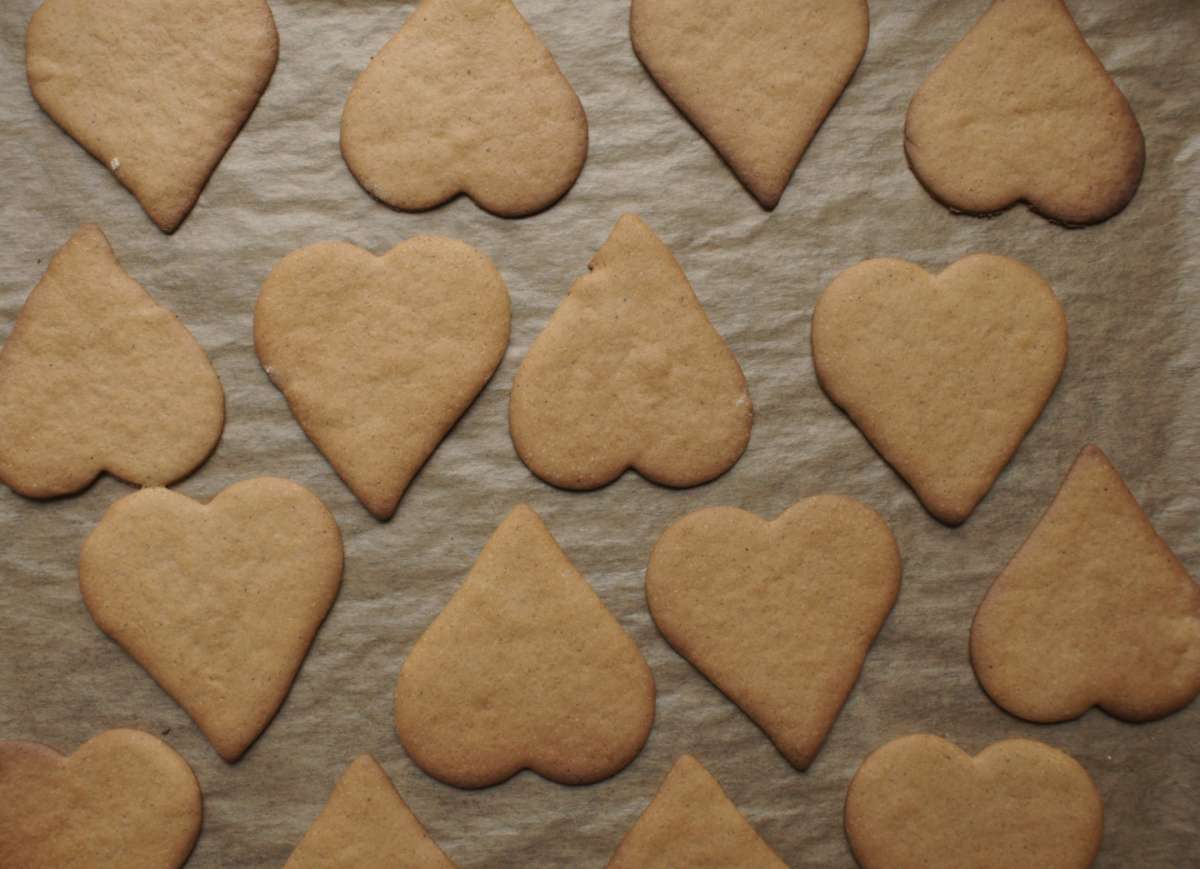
left=26, top=0, right=278, bottom=232
left=255, top=237, right=510, bottom=519
left=285, top=755, right=457, bottom=869
left=0, top=729, right=201, bottom=869
left=606, top=755, right=786, bottom=868
left=80, top=478, right=344, bottom=762
left=509, top=214, right=752, bottom=491
left=394, top=504, right=655, bottom=788
left=631, top=0, right=868, bottom=209
left=971, top=445, right=1200, bottom=723
left=904, top=0, right=1144, bottom=225
left=646, top=497, right=900, bottom=769
left=845, top=735, right=1103, bottom=869
left=0, top=225, right=224, bottom=499
left=340, top=0, right=587, bottom=217
left=812, top=254, right=1067, bottom=525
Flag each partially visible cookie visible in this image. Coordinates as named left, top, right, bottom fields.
left=971, top=445, right=1200, bottom=722
left=80, top=478, right=344, bottom=762
left=606, top=755, right=786, bottom=869
left=0, top=225, right=224, bottom=499
left=394, top=504, right=655, bottom=788
left=341, top=0, right=587, bottom=217
left=255, top=237, right=510, bottom=519
left=646, top=496, right=900, bottom=769
left=26, top=0, right=278, bottom=232
left=905, top=0, right=1144, bottom=225
left=845, top=735, right=1103, bottom=869
left=812, top=254, right=1067, bottom=524
left=284, top=755, right=456, bottom=869
left=631, top=0, right=868, bottom=209
left=509, top=214, right=752, bottom=490
left=0, top=729, right=201, bottom=869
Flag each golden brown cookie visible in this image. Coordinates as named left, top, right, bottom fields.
left=631, top=0, right=868, bottom=209
left=80, top=478, right=344, bottom=762
left=26, top=0, right=278, bottom=232
left=394, top=504, right=655, bottom=788
left=845, top=735, right=1103, bottom=869
left=509, top=214, right=752, bottom=490
left=0, top=225, right=224, bottom=499
left=904, top=0, right=1144, bottom=225
left=812, top=255, right=1067, bottom=525
left=606, top=755, right=786, bottom=869
left=0, top=729, right=201, bottom=869
left=971, top=445, right=1200, bottom=722
left=341, top=0, right=587, bottom=217
left=646, top=497, right=900, bottom=769
left=284, top=755, right=456, bottom=869
left=255, top=237, right=511, bottom=520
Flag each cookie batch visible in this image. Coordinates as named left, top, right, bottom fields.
left=3, top=0, right=1195, bottom=868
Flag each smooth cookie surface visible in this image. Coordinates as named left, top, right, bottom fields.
left=632, top=0, right=868, bottom=209
left=971, top=445, right=1200, bottom=722
left=646, top=496, right=900, bottom=769
left=845, top=735, right=1103, bottom=869
left=255, top=237, right=510, bottom=519
left=341, top=0, right=587, bottom=217
left=606, top=755, right=786, bottom=869
left=510, top=214, right=752, bottom=490
left=27, top=0, right=278, bottom=231
left=905, top=0, right=1144, bottom=225
left=0, top=225, right=223, bottom=498
left=812, top=254, right=1066, bottom=524
left=80, top=478, right=344, bottom=762
left=0, top=729, right=201, bottom=869
left=394, top=504, right=655, bottom=788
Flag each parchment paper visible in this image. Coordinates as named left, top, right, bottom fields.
left=1, top=1, right=1197, bottom=866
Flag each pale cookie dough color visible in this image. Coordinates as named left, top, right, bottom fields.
left=509, top=214, right=752, bottom=490
left=971, top=446, right=1200, bottom=722
left=284, top=755, right=457, bottom=869
left=845, top=735, right=1103, bottom=869
left=0, top=225, right=224, bottom=499
left=812, top=255, right=1067, bottom=525
left=0, top=729, right=201, bottom=869
left=255, top=237, right=511, bottom=520
left=631, top=0, right=868, bottom=209
left=79, top=478, right=344, bottom=762
left=606, top=755, right=786, bottom=869
left=26, top=0, right=278, bottom=232
left=646, top=497, right=900, bottom=769
left=340, top=0, right=587, bottom=217
left=394, top=504, right=655, bottom=788
left=904, top=0, right=1144, bottom=225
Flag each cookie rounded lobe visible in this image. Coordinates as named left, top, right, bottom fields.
left=340, top=0, right=587, bottom=218
left=0, top=729, right=202, bottom=869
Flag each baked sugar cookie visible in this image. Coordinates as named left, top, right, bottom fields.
left=812, top=255, right=1066, bottom=525
left=0, top=729, right=201, bottom=869
left=845, top=735, right=1103, bottom=869
left=905, top=0, right=1144, bottom=225
left=509, top=215, right=751, bottom=490
left=971, top=446, right=1200, bottom=722
left=255, top=237, right=510, bottom=519
left=631, top=0, right=868, bottom=209
left=606, top=755, right=785, bottom=869
left=646, top=497, right=900, bottom=769
left=0, top=225, right=224, bottom=499
left=80, top=478, right=344, bottom=762
left=341, top=0, right=587, bottom=217
left=394, top=504, right=654, bottom=788
left=285, top=755, right=456, bottom=869
left=27, top=0, right=278, bottom=232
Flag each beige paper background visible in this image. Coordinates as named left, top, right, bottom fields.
left=1, top=0, right=1197, bottom=866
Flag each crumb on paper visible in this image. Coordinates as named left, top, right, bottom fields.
left=109, top=157, right=121, bottom=172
